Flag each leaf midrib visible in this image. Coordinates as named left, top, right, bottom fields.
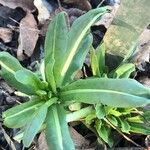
left=4, top=103, right=43, bottom=119
left=52, top=106, right=63, bottom=149
left=60, top=13, right=102, bottom=78
left=0, top=61, right=15, bottom=74
left=61, top=89, right=146, bottom=99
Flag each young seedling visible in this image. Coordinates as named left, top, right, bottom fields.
left=0, top=8, right=150, bottom=149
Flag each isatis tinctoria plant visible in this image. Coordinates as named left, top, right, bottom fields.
left=0, top=7, right=150, bottom=150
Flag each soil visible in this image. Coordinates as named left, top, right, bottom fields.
left=0, top=0, right=150, bottom=150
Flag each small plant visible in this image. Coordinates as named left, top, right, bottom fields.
left=86, top=45, right=150, bottom=146
left=0, top=8, right=150, bottom=150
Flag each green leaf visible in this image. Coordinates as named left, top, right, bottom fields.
left=0, top=52, right=34, bottom=95
left=0, top=52, right=23, bottom=73
left=118, top=118, right=130, bottom=134
left=45, top=104, right=75, bottom=150
left=112, top=63, right=135, bottom=78
left=85, top=113, right=96, bottom=125
left=60, top=78, right=150, bottom=107
left=127, top=116, right=144, bottom=123
left=44, top=12, right=68, bottom=90
left=97, top=43, right=106, bottom=75
left=59, top=7, right=107, bottom=86
left=66, top=106, right=94, bottom=122
left=95, top=104, right=106, bottom=119
left=15, top=69, right=43, bottom=93
left=119, top=119, right=131, bottom=134
left=107, top=116, right=118, bottom=126
left=90, top=46, right=100, bottom=76
left=130, top=123, right=150, bottom=135
left=108, top=109, right=122, bottom=117
left=14, top=124, right=46, bottom=143
left=95, top=120, right=113, bottom=147
left=62, top=34, right=93, bottom=85
left=23, top=102, right=49, bottom=147
left=3, top=100, right=44, bottom=128
left=142, top=111, right=150, bottom=121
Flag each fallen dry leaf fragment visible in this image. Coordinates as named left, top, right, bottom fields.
left=0, top=27, right=13, bottom=43
left=34, top=0, right=53, bottom=24
left=0, top=0, right=36, bottom=12
left=17, top=12, right=39, bottom=61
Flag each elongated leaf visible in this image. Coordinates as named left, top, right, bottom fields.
left=23, top=102, right=48, bottom=147
left=130, top=123, right=150, bottom=135
left=90, top=46, right=100, bottom=76
left=95, top=104, right=106, bottom=119
left=118, top=118, right=130, bottom=134
left=67, top=106, right=93, bottom=122
left=0, top=52, right=34, bottom=95
left=95, top=120, right=113, bottom=147
left=107, top=116, right=118, bottom=126
left=59, top=7, right=107, bottom=86
left=97, top=44, right=106, bottom=75
left=15, top=69, right=43, bottom=92
left=3, top=100, right=44, bottom=128
left=112, top=63, right=135, bottom=78
left=60, top=78, right=150, bottom=107
left=44, top=12, right=68, bottom=89
left=127, top=116, right=143, bottom=124
left=0, top=52, right=23, bottom=72
left=45, top=104, right=75, bottom=150
left=108, top=109, right=122, bottom=117
left=63, top=34, right=93, bottom=84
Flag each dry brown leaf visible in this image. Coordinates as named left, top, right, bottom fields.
left=63, top=0, right=91, bottom=11
left=0, top=27, right=13, bottom=43
left=34, top=0, right=53, bottom=23
left=0, top=0, right=35, bottom=12
left=17, top=12, right=39, bottom=61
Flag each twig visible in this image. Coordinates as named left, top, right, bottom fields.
left=9, top=17, right=20, bottom=25
left=104, top=118, right=142, bottom=147
left=97, top=0, right=105, bottom=8
left=57, top=0, right=62, bottom=8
